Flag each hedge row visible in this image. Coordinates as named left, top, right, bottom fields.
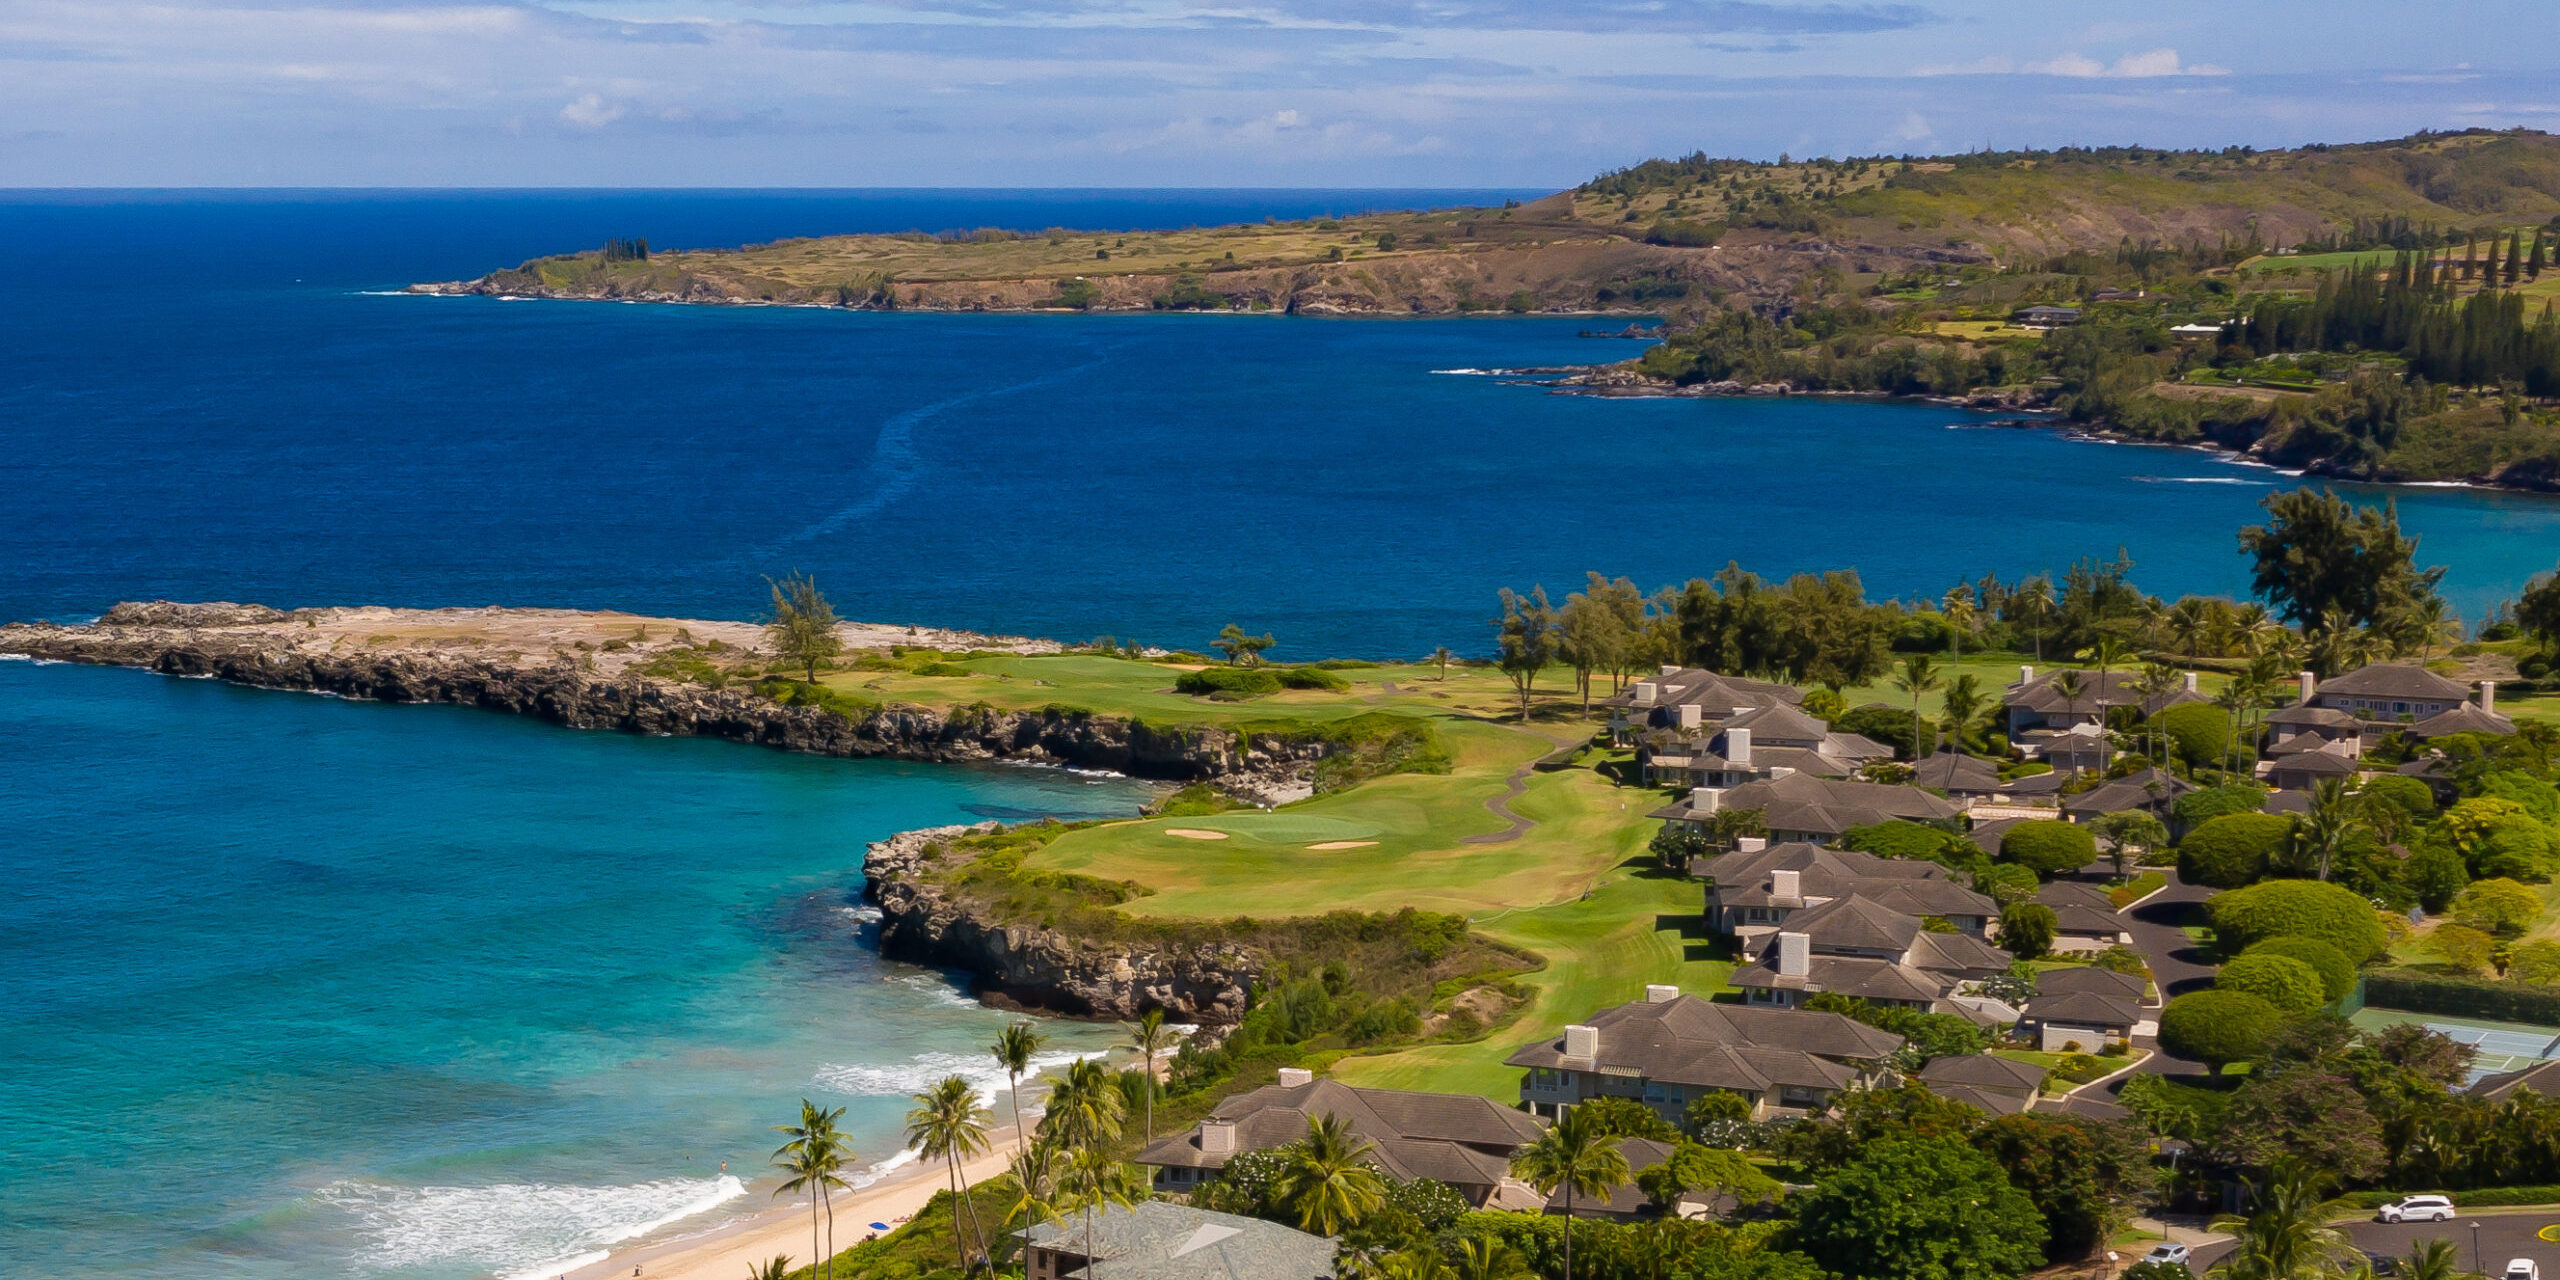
left=2365, top=968, right=2560, bottom=1026
left=2346, top=1184, right=2560, bottom=1208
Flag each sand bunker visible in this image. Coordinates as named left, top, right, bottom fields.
left=1164, top=828, right=1230, bottom=840
left=1307, top=840, right=1379, bottom=850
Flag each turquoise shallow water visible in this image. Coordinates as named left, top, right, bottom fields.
left=0, top=660, right=1151, bottom=1279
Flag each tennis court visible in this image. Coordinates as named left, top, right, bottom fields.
left=2354, top=1008, right=2560, bottom=1080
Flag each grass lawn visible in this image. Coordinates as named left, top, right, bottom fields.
left=1326, top=862, right=1736, bottom=1100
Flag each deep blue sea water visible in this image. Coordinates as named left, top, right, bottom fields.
left=6, top=190, right=2560, bottom=1279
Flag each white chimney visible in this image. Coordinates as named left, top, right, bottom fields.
left=1660, top=664, right=1681, bottom=677
left=1770, top=868, right=1801, bottom=900
left=1690, top=787, right=1721, bottom=814
left=2184, top=671, right=2199, bottom=693
left=1563, top=1024, right=1599, bottom=1058
left=1767, top=766, right=1796, bottom=780
left=1201, top=1118, right=1238, bottom=1155
left=1632, top=681, right=1657, bottom=706
left=1276, top=1067, right=1314, bottom=1088
left=1727, top=727, right=1752, bottom=766
left=1677, top=704, right=1703, bottom=731
left=1735, top=835, right=1767, bottom=853
left=2020, top=664, right=2034, bottom=684
left=2299, top=670, right=2317, bottom=702
left=2482, top=680, right=2498, bottom=714
left=1776, top=931, right=1811, bottom=978
left=1644, top=983, right=1680, bottom=1003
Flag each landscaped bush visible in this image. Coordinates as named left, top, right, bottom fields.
left=2454, top=877, right=2545, bottom=935
left=2359, top=774, right=2440, bottom=821
left=2002, top=820, right=2097, bottom=878
left=2365, top=968, right=2560, bottom=1024
left=1842, top=819, right=1985, bottom=866
left=2241, top=936, right=2358, bottom=1002
left=2179, top=812, right=2296, bottom=888
left=2153, top=703, right=2238, bottom=768
left=2174, top=783, right=2269, bottom=829
left=2345, top=1185, right=2560, bottom=1209
left=2215, top=953, right=2327, bottom=1013
left=1177, top=666, right=1284, bottom=698
left=2157, top=989, right=2284, bottom=1070
left=2205, top=878, right=2390, bottom=963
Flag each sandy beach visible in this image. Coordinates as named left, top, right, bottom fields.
left=557, top=1131, right=1028, bottom=1280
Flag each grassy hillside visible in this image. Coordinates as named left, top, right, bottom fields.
left=420, top=130, right=2560, bottom=317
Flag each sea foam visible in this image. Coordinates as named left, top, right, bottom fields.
left=816, top=1046, right=1100, bottom=1109
left=315, top=1173, right=745, bottom=1277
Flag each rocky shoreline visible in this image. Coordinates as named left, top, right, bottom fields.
left=0, top=601, right=1326, bottom=797
left=863, top=824, right=1257, bottom=1024
left=1509, top=365, right=2560, bottom=496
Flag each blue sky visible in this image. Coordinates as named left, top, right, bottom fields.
left=1, top=0, right=2552, bottom=186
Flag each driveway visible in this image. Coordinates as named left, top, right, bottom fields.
left=2093, top=869, right=2220, bottom=1094
left=2191, top=1210, right=2560, bottom=1276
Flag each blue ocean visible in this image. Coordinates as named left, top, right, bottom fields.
left=5, top=190, right=2560, bottom=1279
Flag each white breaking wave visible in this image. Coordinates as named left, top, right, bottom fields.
left=839, top=903, right=884, bottom=925
left=316, top=1174, right=746, bottom=1278
left=815, top=1046, right=1099, bottom=1109
left=1429, top=367, right=1497, bottom=375
left=2133, top=475, right=2271, bottom=486
left=0, top=653, right=28, bottom=662
left=889, top=972, right=985, bottom=1010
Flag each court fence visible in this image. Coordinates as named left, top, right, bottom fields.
left=2365, top=967, right=2560, bottom=1027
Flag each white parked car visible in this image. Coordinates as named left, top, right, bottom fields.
left=2144, top=1244, right=2192, bottom=1267
left=2503, top=1261, right=2538, bottom=1280
left=2378, top=1195, right=2456, bottom=1223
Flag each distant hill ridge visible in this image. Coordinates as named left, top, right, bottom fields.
left=413, top=129, right=2560, bottom=315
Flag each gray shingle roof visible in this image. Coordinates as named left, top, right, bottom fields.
left=1920, top=1053, right=2048, bottom=1092
left=2410, top=703, right=2517, bottom=740
left=1911, top=750, right=2004, bottom=794
left=2023, top=990, right=2142, bottom=1028
left=2006, top=670, right=2204, bottom=717
left=1906, top=929, right=2016, bottom=975
left=1603, top=669, right=1804, bottom=714
left=2063, top=768, right=2194, bottom=817
left=2315, top=664, right=2472, bottom=702
left=1729, top=954, right=1951, bottom=1003
left=1135, top=1079, right=1543, bottom=1183
left=2034, top=966, right=2148, bottom=1001
left=1027, top=1201, right=1337, bottom=1280
left=2473, top=1060, right=2560, bottom=1101
left=1503, top=994, right=1901, bottom=1090
left=1785, top=894, right=1921, bottom=952
left=1650, top=772, right=1963, bottom=837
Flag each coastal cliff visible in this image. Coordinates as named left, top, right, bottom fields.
left=863, top=825, right=1258, bottom=1023
left=0, top=602, right=1322, bottom=792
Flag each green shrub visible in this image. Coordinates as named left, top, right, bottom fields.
left=2364, top=968, right=2560, bottom=1024
left=2157, top=990, right=2284, bottom=1070
left=2179, top=812, right=2296, bottom=889
left=2205, top=878, right=2390, bottom=963
left=1842, top=819, right=1985, bottom=866
left=1176, top=667, right=1283, bottom=699
left=2215, top=953, right=2326, bottom=1013
left=2454, top=877, right=2545, bottom=935
left=2359, top=774, right=2439, bottom=821
left=2240, top=936, right=2357, bottom=1002
left=2153, top=703, right=2238, bottom=768
left=2174, top=783, right=2269, bottom=828
left=2002, top=820, right=2097, bottom=877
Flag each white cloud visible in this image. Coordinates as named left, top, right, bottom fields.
left=559, top=92, right=625, bottom=126
left=2021, top=48, right=2228, bottom=78
left=1273, top=108, right=1305, bottom=127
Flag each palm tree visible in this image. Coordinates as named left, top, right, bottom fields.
left=1272, top=1113, right=1387, bottom=1236
left=1432, top=647, right=1454, bottom=681
left=1940, top=674, right=1984, bottom=756
left=748, top=1256, right=796, bottom=1280
left=2207, top=1160, right=2359, bottom=1280
left=2131, top=664, right=2181, bottom=767
left=773, top=1100, right=851, bottom=1280
left=1509, top=1106, right=1630, bottom=1280
left=999, top=1135, right=1068, bottom=1270
left=908, top=1075, right=996, bottom=1271
left=2018, top=578, right=2056, bottom=662
left=1382, top=1248, right=1459, bottom=1280
left=2079, top=635, right=2131, bottom=693
left=1454, top=1238, right=1530, bottom=1280
left=2291, top=777, right=2370, bottom=882
left=2402, top=1239, right=2466, bottom=1280
left=1941, top=586, right=1978, bottom=662
left=1044, top=1059, right=1128, bottom=1280
left=1891, top=654, right=1942, bottom=761
left=2052, top=668, right=2088, bottom=725
left=992, top=1022, right=1046, bottom=1155
left=1059, top=1145, right=1147, bottom=1280
left=2212, top=681, right=2251, bottom=780
left=1124, top=1009, right=1177, bottom=1142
